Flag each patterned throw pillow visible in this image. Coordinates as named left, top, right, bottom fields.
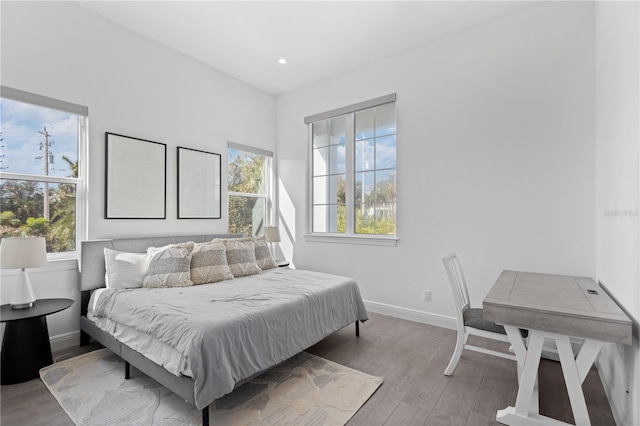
left=143, top=242, right=195, bottom=288
left=191, top=240, right=234, bottom=284
left=254, top=236, right=277, bottom=270
left=220, top=238, right=261, bottom=277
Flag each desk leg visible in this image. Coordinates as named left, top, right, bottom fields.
left=504, top=326, right=538, bottom=413
left=1, top=315, right=53, bottom=385
left=556, top=337, right=602, bottom=426
left=497, top=330, right=604, bottom=426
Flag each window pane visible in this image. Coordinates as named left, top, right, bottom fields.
left=313, top=205, right=328, bottom=233
left=228, top=149, right=265, bottom=194
left=330, top=204, right=345, bottom=233
left=0, top=98, right=79, bottom=177
left=228, top=195, right=265, bottom=237
left=376, top=202, right=397, bottom=235
left=329, top=143, right=346, bottom=174
left=313, top=147, right=329, bottom=176
left=355, top=171, right=375, bottom=204
left=329, top=174, right=345, bottom=205
left=375, top=103, right=396, bottom=137
left=313, top=176, right=328, bottom=205
left=330, top=116, right=346, bottom=145
left=313, top=204, right=345, bottom=233
left=314, top=175, right=345, bottom=205
left=355, top=109, right=374, bottom=141
left=355, top=203, right=375, bottom=234
left=375, top=169, right=396, bottom=204
left=355, top=139, right=374, bottom=172
left=0, top=179, right=76, bottom=252
left=375, top=135, right=396, bottom=170
left=313, top=120, right=329, bottom=148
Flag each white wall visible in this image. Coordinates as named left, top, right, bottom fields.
left=594, top=2, right=640, bottom=425
left=0, top=1, right=276, bottom=343
left=277, top=2, right=595, bottom=323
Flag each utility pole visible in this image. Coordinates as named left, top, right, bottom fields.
left=37, top=127, right=54, bottom=220
left=0, top=132, right=7, bottom=170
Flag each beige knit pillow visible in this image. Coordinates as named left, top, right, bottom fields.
left=220, top=238, right=261, bottom=277
left=191, top=240, right=234, bottom=284
left=254, top=236, right=277, bottom=270
left=143, top=242, right=194, bottom=288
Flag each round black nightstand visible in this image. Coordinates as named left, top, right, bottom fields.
left=1, top=298, right=74, bottom=385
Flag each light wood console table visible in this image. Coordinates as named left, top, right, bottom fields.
left=484, top=270, right=631, bottom=426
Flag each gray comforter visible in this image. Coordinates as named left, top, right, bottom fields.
left=92, top=267, right=368, bottom=409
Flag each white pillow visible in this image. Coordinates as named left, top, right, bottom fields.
left=104, top=248, right=147, bottom=289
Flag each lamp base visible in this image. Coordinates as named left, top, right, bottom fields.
left=11, top=301, right=34, bottom=310
left=10, top=269, right=36, bottom=310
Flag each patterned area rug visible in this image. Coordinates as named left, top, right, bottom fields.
left=40, top=348, right=383, bottom=425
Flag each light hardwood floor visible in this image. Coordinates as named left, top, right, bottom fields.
left=0, top=313, right=615, bottom=425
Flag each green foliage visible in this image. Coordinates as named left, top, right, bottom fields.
left=0, top=158, right=77, bottom=252
left=338, top=171, right=397, bottom=235
left=23, top=217, right=50, bottom=235
left=1, top=211, right=21, bottom=228
left=228, top=152, right=266, bottom=236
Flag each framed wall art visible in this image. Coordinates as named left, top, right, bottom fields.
left=105, top=132, right=166, bottom=219
left=177, top=146, right=221, bottom=219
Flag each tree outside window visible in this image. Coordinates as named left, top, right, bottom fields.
left=227, top=145, right=272, bottom=237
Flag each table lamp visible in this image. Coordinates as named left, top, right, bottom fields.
left=0, top=237, right=47, bottom=309
left=263, top=226, right=281, bottom=259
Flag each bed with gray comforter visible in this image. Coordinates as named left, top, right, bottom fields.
left=79, top=234, right=368, bottom=422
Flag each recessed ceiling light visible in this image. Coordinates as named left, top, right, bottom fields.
left=278, top=58, right=287, bottom=65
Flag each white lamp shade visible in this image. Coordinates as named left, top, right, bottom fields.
left=263, top=226, right=281, bottom=243
left=0, top=237, right=48, bottom=269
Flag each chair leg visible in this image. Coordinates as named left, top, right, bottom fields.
left=444, top=331, right=465, bottom=376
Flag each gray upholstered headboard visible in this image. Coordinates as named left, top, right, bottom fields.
left=80, top=234, right=241, bottom=291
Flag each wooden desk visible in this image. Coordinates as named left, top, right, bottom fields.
left=484, top=271, right=631, bottom=426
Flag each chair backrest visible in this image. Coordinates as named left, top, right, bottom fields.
left=442, top=253, right=471, bottom=323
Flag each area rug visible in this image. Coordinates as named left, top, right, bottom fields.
left=40, top=348, right=383, bottom=425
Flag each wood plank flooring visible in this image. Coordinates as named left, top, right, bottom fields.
left=0, top=313, right=615, bottom=425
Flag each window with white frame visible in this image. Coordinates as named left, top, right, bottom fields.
left=306, top=94, right=397, bottom=241
left=227, top=142, right=273, bottom=237
left=0, top=86, right=88, bottom=258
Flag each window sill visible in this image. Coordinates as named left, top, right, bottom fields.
left=0, top=258, right=78, bottom=277
left=304, top=233, right=398, bottom=247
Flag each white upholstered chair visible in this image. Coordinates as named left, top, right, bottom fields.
left=442, top=252, right=522, bottom=376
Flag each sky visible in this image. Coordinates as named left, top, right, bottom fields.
left=0, top=98, right=78, bottom=178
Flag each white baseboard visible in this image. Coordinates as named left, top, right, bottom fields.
left=50, top=330, right=80, bottom=352
left=364, top=300, right=457, bottom=330
left=363, top=300, right=582, bottom=361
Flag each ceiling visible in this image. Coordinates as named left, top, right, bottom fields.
left=76, top=1, right=534, bottom=95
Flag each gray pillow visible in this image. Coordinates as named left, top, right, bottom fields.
left=220, top=238, right=261, bottom=277
left=254, top=235, right=277, bottom=270
left=191, top=240, right=234, bottom=284
left=143, top=242, right=195, bottom=288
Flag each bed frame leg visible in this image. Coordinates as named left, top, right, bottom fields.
left=80, top=330, right=90, bottom=346
left=355, top=321, right=360, bottom=337
left=202, top=406, right=209, bottom=426
left=124, top=361, right=131, bottom=380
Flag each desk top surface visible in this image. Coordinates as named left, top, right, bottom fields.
left=483, top=271, right=632, bottom=344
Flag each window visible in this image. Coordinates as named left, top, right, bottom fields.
left=305, top=94, right=397, bottom=244
left=227, top=142, right=273, bottom=237
left=0, top=86, right=88, bottom=258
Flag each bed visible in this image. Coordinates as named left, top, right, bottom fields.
left=79, top=234, right=368, bottom=426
